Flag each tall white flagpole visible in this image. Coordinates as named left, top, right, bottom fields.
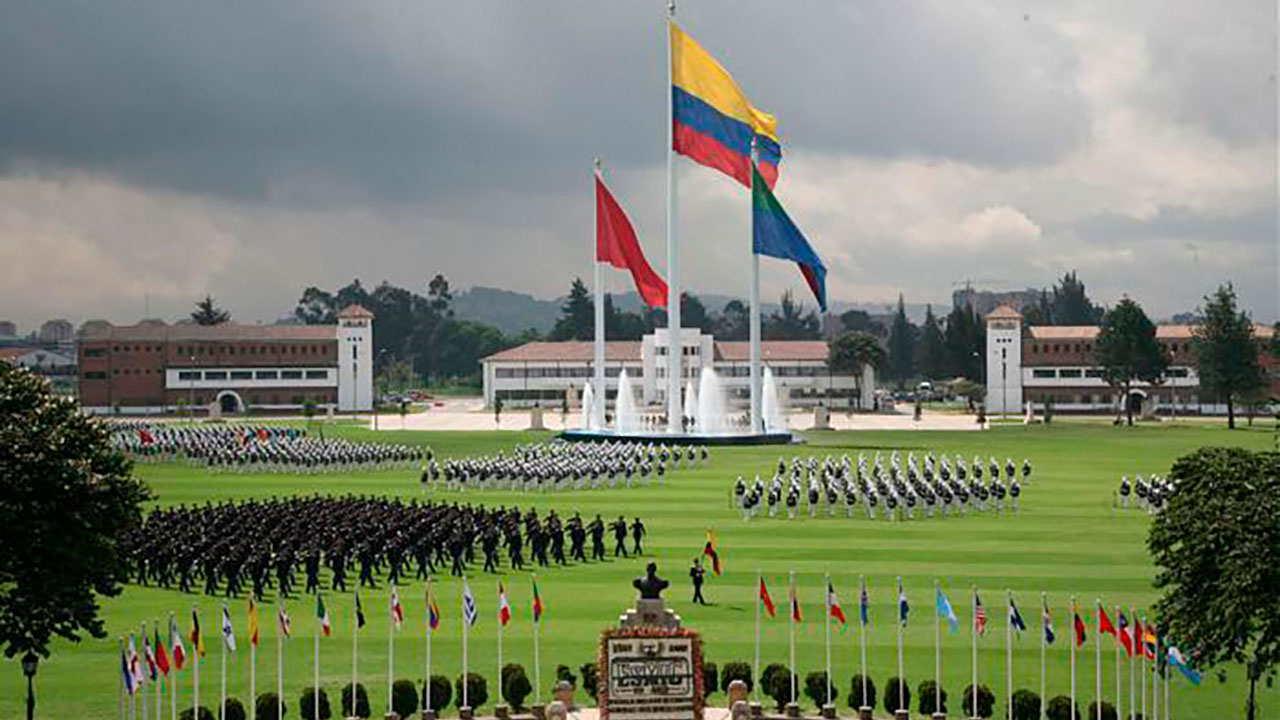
left=971, top=590, right=978, bottom=719
left=897, top=577, right=906, bottom=715
left=788, top=571, right=797, bottom=707
left=462, top=586, right=470, bottom=710
left=1164, top=648, right=1170, bottom=720
left=193, top=608, right=200, bottom=720
left=664, top=0, right=682, bottom=434
left=824, top=573, right=832, bottom=708
left=754, top=570, right=762, bottom=704
left=533, top=577, right=541, bottom=707
left=1115, top=607, right=1122, bottom=720
left=141, top=627, right=150, bottom=720
left=1095, top=601, right=1102, bottom=720
left=1070, top=596, right=1077, bottom=720
left=749, top=139, right=762, bottom=433
left=934, top=580, right=942, bottom=717
left=352, top=595, right=359, bottom=717
left=154, top=623, right=162, bottom=720
left=1006, top=592, right=1014, bottom=720
left=593, top=158, right=606, bottom=430
left=1140, top=618, right=1147, bottom=720
left=220, top=610, right=227, bottom=720
left=497, top=581, right=504, bottom=708
left=314, top=621, right=320, bottom=720
left=389, top=590, right=395, bottom=715
left=120, top=638, right=126, bottom=720
left=1129, top=607, right=1136, bottom=720
left=858, top=576, right=868, bottom=712
left=425, top=584, right=433, bottom=716
left=1040, top=594, right=1047, bottom=720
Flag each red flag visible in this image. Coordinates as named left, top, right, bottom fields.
left=790, top=583, right=803, bottom=623
left=153, top=627, right=171, bottom=677
left=827, top=581, right=847, bottom=625
left=1099, top=606, right=1116, bottom=637
left=1073, top=609, right=1087, bottom=647
left=759, top=578, right=776, bottom=618
left=1118, top=611, right=1134, bottom=657
left=596, top=173, right=668, bottom=308
left=138, top=429, right=154, bottom=445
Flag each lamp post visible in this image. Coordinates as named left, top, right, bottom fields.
left=22, top=651, right=38, bottom=720
left=1001, top=347, right=1008, bottom=421
left=188, top=354, right=196, bottom=421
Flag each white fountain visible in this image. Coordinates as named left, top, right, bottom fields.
left=696, top=367, right=730, bottom=435
left=581, top=380, right=598, bottom=431
left=614, top=370, right=641, bottom=434
left=762, top=366, right=787, bottom=433
left=683, top=379, right=699, bottom=431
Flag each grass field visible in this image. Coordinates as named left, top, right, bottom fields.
left=3, top=422, right=1275, bottom=719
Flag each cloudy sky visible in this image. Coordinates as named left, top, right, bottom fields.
left=0, top=0, right=1275, bottom=331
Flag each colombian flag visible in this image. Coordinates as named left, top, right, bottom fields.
left=702, top=530, right=722, bottom=576
left=671, top=22, right=781, bottom=189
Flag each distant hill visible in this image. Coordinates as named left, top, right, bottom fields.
left=453, top=285, right=938, bottom=335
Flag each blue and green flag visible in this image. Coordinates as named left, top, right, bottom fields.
left=752, top=163, right=827, bottom=312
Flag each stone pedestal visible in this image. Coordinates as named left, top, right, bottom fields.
left=858, top=706, right=874, bottom=720
left=932, top=713, right=947, bottom=720
left=727, top=680, right=749, bottom=708
left=530, top=704, right=546, bottom=720
left=459, top=706, right=474, bottom=720
left=528, top=406, right=545, bottom=430
left=618, top=598, right=682, bottom=630
left=419, top=711, right=436, bottom=720
left=553, top=680, right=575, bottom=710
left=813, top=405, right=831, bottom=430
left=384, top=713, right=401, bottom=720
left=749, top=701, right=763, bottom=718
left=785, top=701, right=801, bottom=718
left=731, top=701, right=751, bottom=720
left=894, top=711, right=911, bottom=720
left=821, top=703, right=837, bottom=719
left=546, top=701, right=568, bottom=720
left=495, top=704, right=511, bottom=720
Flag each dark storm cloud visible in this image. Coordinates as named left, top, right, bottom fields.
left=0, top=1, right=1089, bottom=205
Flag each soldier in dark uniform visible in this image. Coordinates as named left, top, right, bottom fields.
left=589, top=514, right=606, bottom=561
left=630, top=517, right=646, bottom=555
left=611, top=516, right=629, bottom=557
left=689, top=559, right=707, bottom=605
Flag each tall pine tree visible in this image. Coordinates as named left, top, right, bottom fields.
left=887, top=294, right=915, bottom=389
left=550, top=278, right=593, bottom=341
left=1192, top=284, right=1266, bottom=429
left=917, top=304, right=946, bottom=380
left=1096, top=297, right=1169, bottom=426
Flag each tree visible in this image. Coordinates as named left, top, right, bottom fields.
left=604, top=295, right=649, bottom=341
left=422, top=675, right=452, bottom=714
left=551, top=278, right=593, bottom=341
left=759, top=663, right=791, bottom=710
left=294, top=286, right=337, bottom=324
left=1021, top=289, right=1054, bottom=326
left=1095, top=298, right=1170, bottom=426
left=0, top=365, right=150, bottom=671
left=715, top=300, right=750, bottom=340
left=883, top=677, right=910, bottom=715
left=886, top=295, right=916, bottom=389
left=767, top=291, right=822, bottom=340
left=456, top=673, right=488, bottom=709
left=341, top=683, right=371, bottom=718
left=803, top=671, right=837, bottom=709
left=1050, top=271, right=1101, bottom=325
left=299, top=688, right=331, bottom=720
left=1193, top=284, right=1267, bottom=430
left=962, top=684, right=995, bottom=718
left=944, top=303, right=985, bottom=382
left=191, top=295, right=231, bottom=325
left=838, top=309, right=885, bottom=338
left=918, top=304, right=947, bottom=380
left=827, top=332, right=886, bottom=410
left=846, top=674, right=876, bottom=710
left=916, top=680, right=947, bottom=715
left=1045, top=695, right=1079, bottom=720
left=1149, top=447, right=1279, bottom=719
left=1010, top=689, right=1041, bottom=720
left=720, top=661, right=753, bottom=693
left=501, top=663, right=533, bottom=710
left=681, top=292, right=712, bottom=331
left=391, top=679, right=419, bottom=716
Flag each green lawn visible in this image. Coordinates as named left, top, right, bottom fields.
left=4, top=423, right=1274, bottom=719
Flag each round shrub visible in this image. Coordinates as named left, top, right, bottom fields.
left=803, top=671, right=837, bottom=709
left=579, top=662, right=599, bottom=701
left=256, top=693, right=286, bottom=720
left=342, top=682, right=371, bottom=718
left=392, top=679, right=419, bottom=716
left=917, top=680, right=947, bottom=715
left=1010, top=690, right=1041, bottom=720
left=456, top=672, right=489, bottom=709
left=962, top=683, right=994, bottom=718
left=720, top=661, right=753, bottom=694
left=1046, top=695, right=1079, bottom=720
left=179, top=707, right=215, bottom=720
left=760, top=663, right=792, bottom=710
left=223, top=698, right=247, bottom=720
left=703, top=661, right=719, bottom=697
left=299, top=688, right=331, bottom=720
left=501, top=663, right=533, bottom=710
left=422, top=674, right=452, bottom=714
left=847, top=674, right=876, bottom=710
left=883, top=677, right=911, bottom=715
left=1087, top=700, right=1117, bottom=720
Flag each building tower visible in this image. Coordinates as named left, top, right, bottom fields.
left=336, top=305, right=374, bottom=412
left=984, top=305, right=1024, bottom=416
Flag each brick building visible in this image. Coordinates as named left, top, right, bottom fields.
left=77, top=305, right=373, bottom=414
left=985, top=306, right=1277, bottom=415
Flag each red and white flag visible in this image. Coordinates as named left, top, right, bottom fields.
left=974, top=592, right=988, bottom=636
left=170, top=617, right=187, bottom=671
left=498, top=581, right=512, bottom=626
left=390, top=585, right=405, bottom=630
left=827, top=581, right=847, bottom=625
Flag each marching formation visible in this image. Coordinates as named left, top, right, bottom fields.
left=1116, top=473, right=1176, bottom=512
left=107, top=421, right=425, bottom=473
left=423, top=439, right=709, bottom=493
left=733, top=451, right=1033, bottom=520
left=123, top=496, right=650, bottom=599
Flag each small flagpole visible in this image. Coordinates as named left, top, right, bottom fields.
left=749, top=138, right=762, bottom=433
left=971, top=589, right=978, bottom=719
left=1129, top=607, right=1136, bottom=720
left=1140, top=616, right=1147, bottom=720
left=250, top=622, right=256, bottom=720
left=1163, top=646, right=1170, bottom=720
left=1006, top=592, right=1013, bottom=720
left=1152, top=632, right=1160, bottom=720
left=140, top=628, right=149, bottom=720
left=389, top=587, right=396, bottom=715
left=220, top=607, right=226, bottom=720
left=824, top=572, right=832, bottom=708
left=1115, top=607, right=1122, bottom=720
left=155, top=622, right=162, bottom=720
left=897, top=577, right=906, bottom=715
left=934, top=580, right=942, bottom=716
left=593, top=157, right=606, bottom=431
left=788, top=571, right=797, bottom=707
left=131, top=636, right=138, bottom=720
left=858, top=576, right=867, bottom=712
left=277, top=608, right=284, bottom=720
left=171, top=614, right=178, bottom=720
left=120, top=637, right=126, bottom=720
left=533, top=577, right=541, bottom=706
left=1095, top=601, right=1103, bottom=720
left=1039, top=594, right=1047, bottom=720
left=193, top=608, right=200, bottom=720
left=462, top=585, right=470, bottom=710
left=497, top=581, right=504, bottom=707
left=425, top=582, right=434, bottom=716
left=314, top=612, right=320, bottom=720
left=1070, top=596, right=1077, bottom=720
left=142, top=622, right=152, bottom=720
left=754, top=569, right=762, bottom=704
left=352, top=593, right=358, bottom=718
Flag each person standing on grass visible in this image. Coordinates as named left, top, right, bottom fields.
left=630, top=518, right=646, bottom=556
left=689, top=559, right=707, bottom=605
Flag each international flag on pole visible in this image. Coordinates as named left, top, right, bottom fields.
left=144, top=633, right=158, bottom=681
left=789, top=581, right=802, bottom=623
left=498, top=582, right=512, bottom=626
left=190, top=607, right=206, bottom=657
left=220, top=604, right=237, bottom=651
left=154, top=625, right=171, bottom=677
left=1134, top=616, right=1145, bottom=656
left=596, top=168, right=667, bottom=308
left=1042, top=599, right=1056, bottom=645
left=1118, top=612, right=1134, bottom=657
left=827, top=581, right=847, bottom=625
left=121, top=644, right=136, bottom=695
left=277, top=606, right=292, bottom=638
left=759, top=577, right=777, bottom=618
left=1167, top=646, right=1202, bottom=685
left=428, top=585, right=441, bottom=631
left=247, top=598, right=261, bottom=649
left=316, top=594, right=331, bottom=636
left=170, top=617, right=187, bottom=670
left=974, top=593, right=988, bottom=636
left=859, top=579, right=870, bottom=627
left=702, top=530, right=722, bottom=576
left=1009, top=597, right=1027, bottom=634
left=531, top=579, right=544, bottom=624
left=752, top=162, right=827, bottom=312
left=936, top=586, right=960, bottom=634
left=127, top=634, right=143, bottom=689
left=898, top=579, right=910, bottom=627
left=1073, top=607, right=1087, bottom=647
left=1143, top=627, right=1158, bottom=660
left=1098, top=605, right=1117, bottom=641
left=355, top=590, right=366, bottom=629
left=669, top=21, right=781, bottom=189
left=390, top=585, right=405, bottom=630
left=463, top=579, right=478, bottom=627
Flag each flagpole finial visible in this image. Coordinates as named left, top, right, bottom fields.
left=594, top=156, right=601, bottom=172
left=668, top=1, right=675, bottom=18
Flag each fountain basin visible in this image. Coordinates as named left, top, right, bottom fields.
left=560, top=429, right=798, bottom=446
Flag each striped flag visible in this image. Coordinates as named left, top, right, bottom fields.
left=1009, top=597, right=1027, bottom=634
left=221, top=604, right=237, bottom=651
left=170, top=616, right=187, bottom=670
left=1042, top=599, right=1056, bottom=645
left=390, top=585, right=405, bottom=629
left=827, top=581, right=847, bottom=625
left=1118, top=611, right=1134, bottom=657
left=898, top=579, right=910, bottom=627
left=144, top=633, right=158, bottom=681
left=463, top=579, right=478, bottom=626
left=127, top=634, right=144, bottom=689
left=248, top=597, right=261, bottom=648
left=759, top=577, right=777, bottom=618
left=428, top=585, right=441, bottom=631
left=354, top=590, right=366, bottom=629
left=277, top=606, right=292, bottom=638
left=1072, top=606, right=1087, bottom=647
left=190, top=607, right=206, bottom=657
left=531, top=579, right=544, bottom=624
left=936, top=586, right=960, bottom=634
left=702, top=530, right=722, bottom=576
left=498, top=582, right=512, bottom=626
left=317, top=594, right=331, bottom=636
left=974, top=592, right=988, bottom=636
left=1167, top=646, right=1202, bottom=685
left=859, top=579, right=870, bottom=627
left=789, top=581, right=802, bottom=623
left=121, top=644, right=136, bottom=695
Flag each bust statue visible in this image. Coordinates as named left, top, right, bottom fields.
left=633, top=562, right=669, bottom=600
